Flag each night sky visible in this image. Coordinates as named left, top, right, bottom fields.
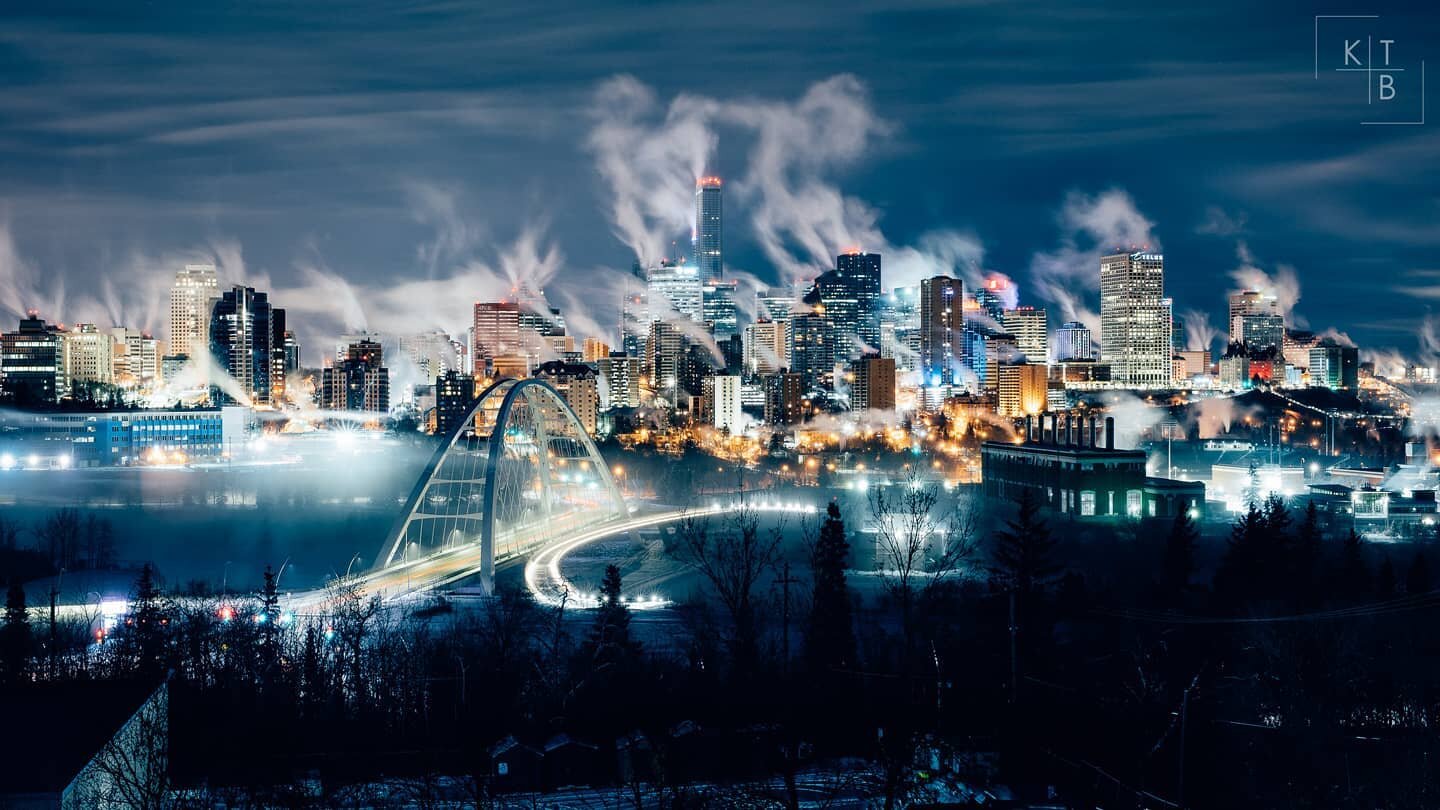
left=1, top=1, right=1437, bottom=370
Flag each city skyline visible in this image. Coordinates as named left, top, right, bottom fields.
left=0, top=2, right=1437, bottom=371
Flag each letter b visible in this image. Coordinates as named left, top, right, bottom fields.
left=1379, top=74, right=1396, bottom=101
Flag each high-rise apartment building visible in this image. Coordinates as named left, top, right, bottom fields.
left=597, top=353, right=642, bottom=409
left=169, top=264, right=219, bottom=358
left=743, top=320, right=787, bottom=376
left=535, top=361, right=599, bottom=436
left=852, top=353, right=896, bottom=411
left=694, top=176, right=723, bottom=281
left=762, top=371, right=806, bottom=425
left=920, top=276, right=964, bottom=387
left=647, top=320, right=685, bottom=404
left=1099, top=251, right=1172, bottom=388
left=1001, top=306, right=1048, bottom=364
left=704, top=374, right=744, bottom=433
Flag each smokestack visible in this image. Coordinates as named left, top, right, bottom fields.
left=1105, top=416, right=1115, bottom=450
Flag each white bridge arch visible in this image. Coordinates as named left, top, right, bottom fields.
left=379, top=378, right=626, bottom=592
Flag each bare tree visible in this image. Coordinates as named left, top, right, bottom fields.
left=76, top=681, right=173, bottom=809
left=328, top=574, right=382, bottom=710
left=36, top=507, right=82, bottom=570
left=867, top=469, right=980, bottom=657
left=676, top=500, right=781, bottom=675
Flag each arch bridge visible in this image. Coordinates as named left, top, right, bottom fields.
left=362, top=378, right=627, bottom=598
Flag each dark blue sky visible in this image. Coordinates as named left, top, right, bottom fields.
left=0, top=1, right=1436, bottom=368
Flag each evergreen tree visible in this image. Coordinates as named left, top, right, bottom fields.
left=1160, top=508, right=1198, bottom=597
left=585, top=565, right=638, bottom=670
left=990, top=489, right=1058, bottom=596
left=1243, top=461, right=1261, bottom=511
left=1406, top=551, right=1432, bottom=595
left=125, top=564, right=169, bottom=677
left=1, top=582, right=31, bottom=684
left=258, top=565, right=282, bottom=677
left=805, top=501, right=855, bottom=673
left=1214, top=503, right=1268, bottom=603
left=1292, top=501, right=1323, bottom=604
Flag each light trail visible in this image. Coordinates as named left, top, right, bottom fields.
left=45, top=499, right=821, bottom=622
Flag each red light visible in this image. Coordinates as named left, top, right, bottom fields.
left=218, top=606, right=235, bottom=622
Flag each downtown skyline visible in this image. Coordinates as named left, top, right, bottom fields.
left=0, top=2, right=1437, bottom=373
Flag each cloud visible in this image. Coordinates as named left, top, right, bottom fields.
left=585, top=76, right=715, bottom=269
left=1179, top=308, right=1218, bottom=353
left=1228, top=240, right=1303, bottom=326
left=585, top=74, right=896, bottom=288
left=1028, top=188, right=1157, bottom=334
left=1195, top=206, right=1247, bottom=237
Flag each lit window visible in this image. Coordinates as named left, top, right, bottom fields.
left=1080, top=491, right=1095, bottom=517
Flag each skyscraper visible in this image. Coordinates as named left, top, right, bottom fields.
left=169, top=264, right=219, bottom=358
left=647, top=320, right=684, bottom=404
left=694, top=176, right=723, bottom=281
left=743, top=320, right=787, bottom=376
left=1055, top=321, right=1094, bottom=361
left=920, top=276, right=964, bottom=387
left=210, top=285, right=280, bottom=405
left=756, top=286, right=797, bottom=322
left=787, top=312, right=832, bottom=387
left=1240, top=314, right=1284, bottom=353
left=834, top=251, right=882, bottom=352
left=701, top=278, right=739, bottom=339
left=646, top=261, right=703, bottom=323
left=1228, top=290, right=1279, bottom=344
left=1099, top=251, right=1172, bottom=388
left=1001, top=306, right=1048, bottom=364
left=472, top=301, right=521, bottom=371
